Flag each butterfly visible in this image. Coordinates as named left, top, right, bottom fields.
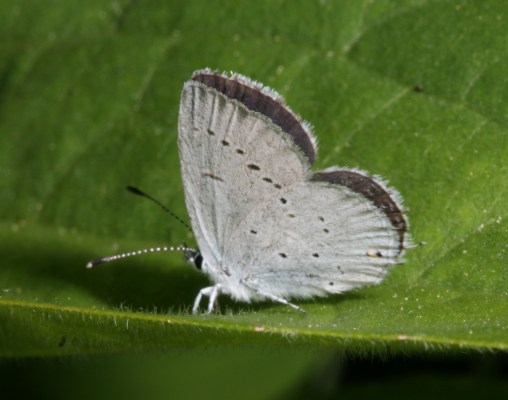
left=88, top=69, right=411, bottom=314
left=177, top=69, right=410, bottom=313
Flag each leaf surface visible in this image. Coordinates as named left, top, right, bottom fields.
left=1, top=0, right=507, bottom=358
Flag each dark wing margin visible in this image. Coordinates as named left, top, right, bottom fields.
left=311, top=170, right=408, bottom=252
left=192, top=70, right=317, bottom=164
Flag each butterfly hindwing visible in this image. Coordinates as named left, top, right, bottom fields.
left=226, top=174, right=404, bottom=299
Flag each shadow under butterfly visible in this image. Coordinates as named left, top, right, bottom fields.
left=88, top=69, right=416, bottom=314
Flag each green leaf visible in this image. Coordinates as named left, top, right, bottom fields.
left=1, top=0, right=507, bottom=360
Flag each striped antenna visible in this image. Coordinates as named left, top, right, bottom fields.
left=86, top=246, right=198, bottom=269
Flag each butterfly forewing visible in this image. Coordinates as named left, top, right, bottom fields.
left=178, top=79, right=311, bottom=269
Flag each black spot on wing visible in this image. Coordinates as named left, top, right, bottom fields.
left=203, top=172, right=224, bottom=182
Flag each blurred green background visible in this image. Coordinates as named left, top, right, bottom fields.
left=1, top=0, right=507, bottom=398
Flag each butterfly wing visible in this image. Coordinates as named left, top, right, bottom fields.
left=225, top=169, right=408, bottom=299
left=178, top=70, right=316, bottom=272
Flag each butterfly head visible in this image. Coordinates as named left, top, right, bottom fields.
left=184, top=248, right=203, bottom=270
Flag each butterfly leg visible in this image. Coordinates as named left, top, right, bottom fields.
left=207, top=284, right=221, bottom=314
left=254, top=289, right=306, bottom=313
left=192, top=285, right=221, bottom=314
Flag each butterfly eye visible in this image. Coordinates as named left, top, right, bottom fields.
left=184, top=249, right=203, bottom=270
left=193, top=254, right=203, bottom=270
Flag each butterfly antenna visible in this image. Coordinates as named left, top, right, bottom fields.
left=126, top=185, right=193, bottom=233
left=86, top=245, right=198, bottom=269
